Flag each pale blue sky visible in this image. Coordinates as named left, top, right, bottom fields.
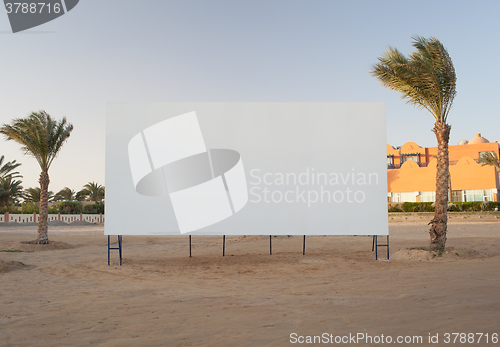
left=1, top=0, right=499, bottom=192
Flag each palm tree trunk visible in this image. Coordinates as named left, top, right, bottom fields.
left=37, top=170, right=50, bottom=244
left=429, top=122, right=451, bottom=250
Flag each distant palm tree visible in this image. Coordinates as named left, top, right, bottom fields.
left=478, top=152, right=499, bottom=170
left=0, top=176, right=23, bottom=207
left=81, top=181, right=105, bottom=202
left=75, top=189, right=88, bottom=201
left=371, top=36, right=456, bottom=250
left=54, top=187, right=76, bottom=201
left=23, top=187, right=54, bottom=203
left=0, top=111, right=73, bottom=244
left=0, top=155, right=22, bottom=180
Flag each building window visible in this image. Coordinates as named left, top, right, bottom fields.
left=451, top=190, right=463, bottom=202
left=419, top=191, right=435, bottom=202
left=404, top=156, right=418, bottom=163
left=391, top=193, right=400, bottom=202
left=400, top=153, right=421, bottom=165
left=396, top=192, right=417, bottom=202
left=387, top=155, right=395, bottom=169
left=464, top=189, right=490, bottom=202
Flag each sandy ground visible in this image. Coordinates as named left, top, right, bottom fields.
left=0, top=216, right=499, bottom=347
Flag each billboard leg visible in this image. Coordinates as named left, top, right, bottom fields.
left=108, top=235, right=123, bottom=266
left=303, top=235, right=306, bottom=255
left=223, top=235, right=225, bottom=256
left=387, top=235, right=390, bottom=260
left=107, top=235, right=110, bottom=265
left=270, top=235, right=272, bottom=255
left=373, top=235, right=389, bottom=260
left=118, top=235, right=123, bottom=266
left=189, top=235, right=192, bottom=257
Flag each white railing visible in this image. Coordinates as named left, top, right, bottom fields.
left=0, top=213, right=104, bottom=224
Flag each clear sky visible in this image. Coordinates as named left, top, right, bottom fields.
left=1, top=0, right=499, bottom=193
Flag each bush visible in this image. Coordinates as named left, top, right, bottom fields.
left=455, top=202, right=482, bottom=211
left=388, top=205, right=403, bottom=212
left=447, top=203, right=457, bottom=212
left=21, top=202, right=39, bottom=214
left=82, top=202, right=104, bottom=214
left=0, top=203, right=19, bottom=214
left=56, top=201, right=82, bottom=214
left=483, top=201, right=500, bottom=211
left=399, top=202, right=435, bottom=212
left=401, top=202, right=414, bottom=212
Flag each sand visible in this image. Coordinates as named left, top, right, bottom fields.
left=1, top=217, right=499, bottom=346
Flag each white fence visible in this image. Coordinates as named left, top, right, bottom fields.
left=0, top=213, right=104, bottom=224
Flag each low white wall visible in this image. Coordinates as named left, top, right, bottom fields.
left=0, top=213, right=104, bottom=224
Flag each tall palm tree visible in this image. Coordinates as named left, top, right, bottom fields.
left=478, top=152, right=499, bottom=170
left=54, top=187, right=76, bottom=201
left=0, top=111, right=73, bottom=244
left=0, top=155, right=22, bottom=180
left=81, top=181, right=105, bottom=202
left=371, top=36, right=456, bottom=250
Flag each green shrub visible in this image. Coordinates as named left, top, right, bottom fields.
left=447, top=203, right=457, bottom=212
left=401, top=202, right=414, bottom=212
left=0, top=204, right=20, bottom=214
left=456, top=202, right=482, bottom=211
left=82, top=202, right=104, bottom=214
left=56, top=201, right=82, bottom=214
left=388, top=205, right=403, bottom=212
left=21, top=202, right=39, bottom=214
left=483, top=201, right=500, bottom=211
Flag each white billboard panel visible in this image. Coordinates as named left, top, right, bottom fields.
left=105, top=103, right=388, bottom=236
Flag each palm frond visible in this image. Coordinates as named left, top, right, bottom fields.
left=371, top=36, right=456, bottom=123
left=81, top=181, right=105, bottom=202
left=54, top=187, right=76, bottom=201
left=478, top=152, right=499, bottom=168
left=0, top=111, right=73, bottom=171
left=0, top=155, right=22, bottom=180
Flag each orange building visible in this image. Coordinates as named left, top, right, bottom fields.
left=387, top=134, right=500, bottom=202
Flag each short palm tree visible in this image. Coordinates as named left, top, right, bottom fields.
left=371, top=36, right=456, bottom=250
left=75, top=189, right=88, bottom=201
left=0, top=155, right=22, bottom=180
left=0, top=176, right=23, bottom=207
left=478, top=152, right=499, bottom=170
left=81, top=181, right=105, bottom=202
left=0, top=111, right=73, bottom=244
left=24, top=187, right=54, bottom=203
left=54, top=187, right=76, bottom=201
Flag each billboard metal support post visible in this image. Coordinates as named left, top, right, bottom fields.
left=223, top=235, right=226, bottom=256
left=108, top=235, right=123, bottom=266
left=372, top=235, right=389, bottom=260
left=189, top=235, right=192, bottom=257
left=270, top=235, right=272, bottom=255
left=303, top=235, right=306, bottom=255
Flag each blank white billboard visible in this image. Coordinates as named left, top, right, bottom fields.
left=105, top=103, right=388, bottom=236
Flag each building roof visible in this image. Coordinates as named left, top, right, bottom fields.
left=469, top=133, right=489, bottom=145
